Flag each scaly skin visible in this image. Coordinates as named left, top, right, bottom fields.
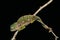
left=10, top=15, right=41, bottom=31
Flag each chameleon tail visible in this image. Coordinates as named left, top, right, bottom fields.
left=33, top=0, right=53, bottom=16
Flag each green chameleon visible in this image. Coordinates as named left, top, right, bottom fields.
left=10, top=0, right=59, bottom=40
left=10, top=15, right=53, bottom=40
left=10, top=15, right=50, bottom=32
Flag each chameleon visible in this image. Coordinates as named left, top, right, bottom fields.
left=10, top=15, right=50, bottom=32
left=10, top=0, right=59, bottom=40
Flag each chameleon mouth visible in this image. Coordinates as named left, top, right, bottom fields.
left=10, top=28, right=16, bottom=32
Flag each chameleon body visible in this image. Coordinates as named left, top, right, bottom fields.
left=10, top=15, right=49, bottom=32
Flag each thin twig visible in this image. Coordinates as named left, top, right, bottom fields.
left=52, top=31, right=59, bottom=40
left=40, top=20, right=59, bottom=40
left=33, top=0, right=53, bottom=16
left=11, top=31, right=19, bottom=40
left=49, top=28, right=59, bottom=40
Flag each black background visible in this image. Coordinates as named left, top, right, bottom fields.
left=0, top=0, right=60, bottom=40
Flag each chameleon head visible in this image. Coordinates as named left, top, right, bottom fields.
left=10, top=22, right=17, bottom=32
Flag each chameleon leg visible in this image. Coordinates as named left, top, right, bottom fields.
left=37, top=18, right=59, bottom=40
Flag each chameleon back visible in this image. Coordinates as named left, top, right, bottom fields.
left=17, top=15, right=34, bottom=23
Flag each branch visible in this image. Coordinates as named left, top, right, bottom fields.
left=49, top=28, right=59, bottom=40
left=11, top=31, right=19, bottom=40
left=33, top=0, right=53, bottom=16
left=39, top=20, right=59, bottom=40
